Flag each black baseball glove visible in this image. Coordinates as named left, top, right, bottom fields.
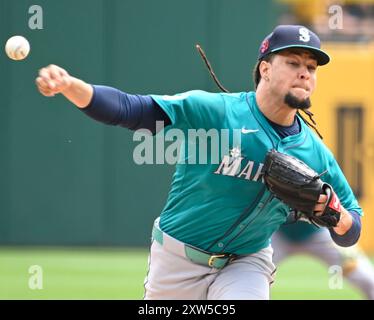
left=262, top=149, right=341, bottom=228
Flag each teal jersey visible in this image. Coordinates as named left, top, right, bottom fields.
left=150, top=90, right=362, bottom=255
left=277, top=222, right=323, bottom=242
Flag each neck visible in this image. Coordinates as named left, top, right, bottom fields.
left=255, top=83, right=297, bottom=126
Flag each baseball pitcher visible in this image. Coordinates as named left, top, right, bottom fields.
left=35, top=25, right=363, bottom=300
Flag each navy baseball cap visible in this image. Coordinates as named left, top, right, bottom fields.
left=258, top=25, right=330, bottom=65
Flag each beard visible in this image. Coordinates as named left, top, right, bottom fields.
left=284, top=92, right=311, bottom=110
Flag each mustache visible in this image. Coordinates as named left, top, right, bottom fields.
left=284, top=92, right=311, bottom=110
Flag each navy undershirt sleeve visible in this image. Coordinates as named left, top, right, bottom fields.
left=329, top=211, right=361, bottom=247
left=81, top=85, right=171, bottom=134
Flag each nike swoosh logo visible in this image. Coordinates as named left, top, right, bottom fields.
left=241, top=128, right=259, bottom=134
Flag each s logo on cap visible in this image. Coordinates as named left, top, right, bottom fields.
left=299, top=27, right=311, bottom=42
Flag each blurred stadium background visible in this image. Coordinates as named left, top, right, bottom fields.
left=0, top=0, right=373, bottom=299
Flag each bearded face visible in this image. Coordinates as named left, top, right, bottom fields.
left=284, top=92, right=311, bottom=110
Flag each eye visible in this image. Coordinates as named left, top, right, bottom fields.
left=307, top=65, right=317, bottom=72
left=287, top=61, right=299, bottom=67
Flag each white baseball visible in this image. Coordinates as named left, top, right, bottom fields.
left=5, top=36, right=30, bottom=61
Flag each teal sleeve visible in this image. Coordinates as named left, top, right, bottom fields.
left=150, top=90, right=226, bottom=131
left=324, top=154, right=363, bottom=216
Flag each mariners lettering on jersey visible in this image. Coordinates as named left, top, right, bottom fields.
left=214, top=147, right=264, bottom=182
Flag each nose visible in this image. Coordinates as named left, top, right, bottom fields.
left=299, top=66, right=310, bottom=80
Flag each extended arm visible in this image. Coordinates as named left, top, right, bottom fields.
left=35, top=65, right=171, bottom=134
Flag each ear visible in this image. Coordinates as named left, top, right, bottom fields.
left=259, top=60, right=271, bottom=80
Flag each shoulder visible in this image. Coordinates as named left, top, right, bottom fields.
left=157, top=90, right=220, bottom=102
left=155, top=90, right=247, bottom=104
left=150, top=90, right=248, bottom=129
